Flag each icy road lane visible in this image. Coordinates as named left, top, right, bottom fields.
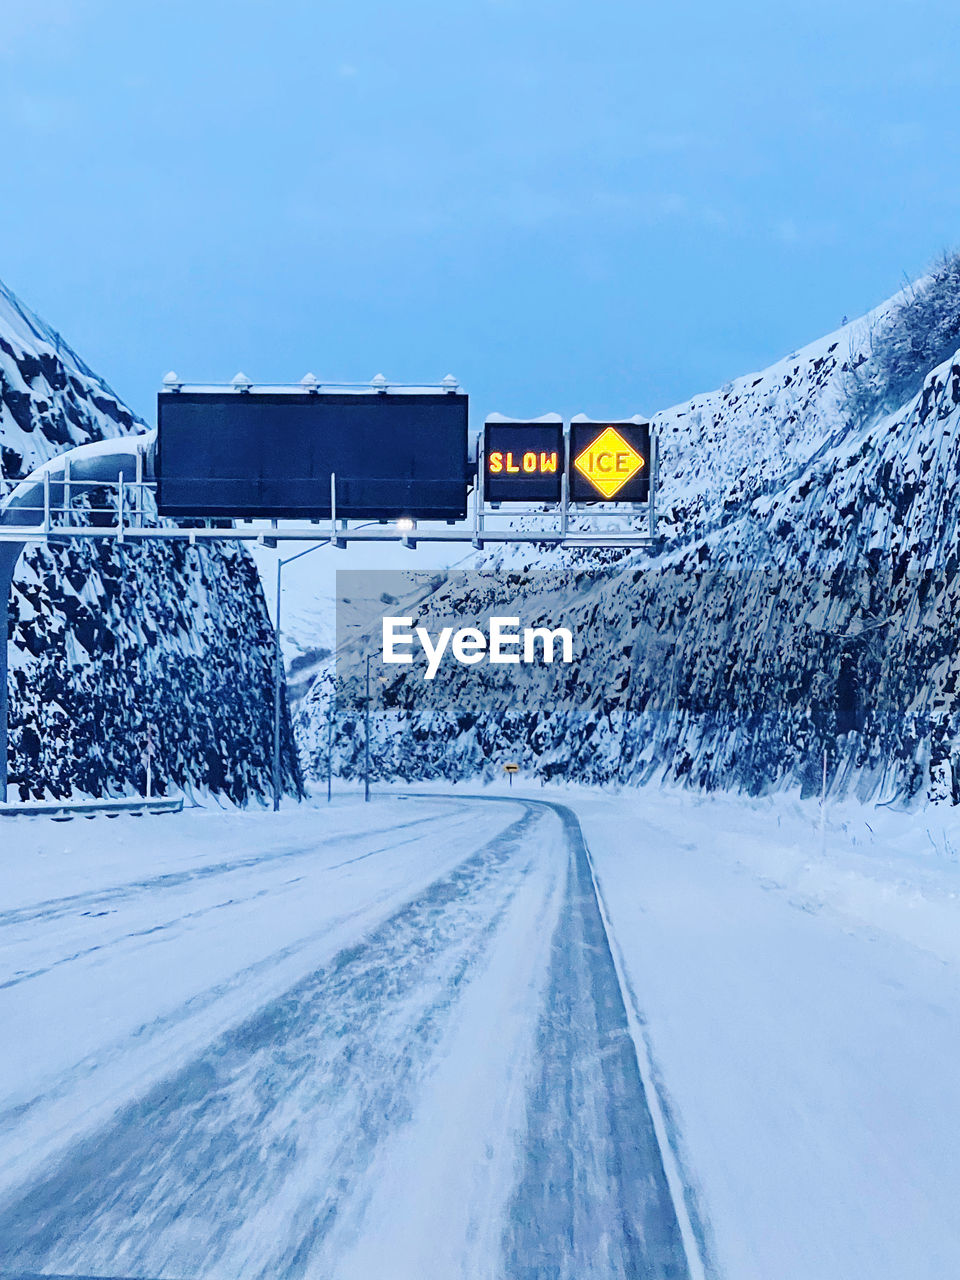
left=0, top=797, right=695, bottom=1280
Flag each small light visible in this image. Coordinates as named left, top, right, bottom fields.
left=371, top=373, right=388, bottom=393
left=300, top=373, right=319, bottom=391
left=441, top=373, right=459, bottom=393
left=162, top=370, right=182, bottom=391
left=397, top=517, right=415, bottom=531
left=231, top=371, right=252, bottom=392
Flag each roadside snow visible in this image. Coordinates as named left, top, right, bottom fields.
left=571, top=784, right=960, bottom=1280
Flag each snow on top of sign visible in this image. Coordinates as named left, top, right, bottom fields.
left=484, top=412, right=564, bottom=424
left=570, top=412, right=649, bottom=424
left=160, top=381, right=464, bottom=397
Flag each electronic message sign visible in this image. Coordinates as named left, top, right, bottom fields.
left=156, top=390, right=470, bottom=520
left=483, top=418, right=564, bottom=503
left=569, top=419, right=650, bottom=503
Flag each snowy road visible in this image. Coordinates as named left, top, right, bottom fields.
left=0, top=796, right=694, bottom=1280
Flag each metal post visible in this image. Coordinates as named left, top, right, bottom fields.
left=364, top=652, right=371, bottom=803
left=327, top=698, right=333, bottom=803
left=648, top=430, right=658, bottom=541
left=561, top=426, right=571, bottom=542
left=63, top=456, right=71, bottom=519
left=135, top=446, right=144, bottom=525
left=331, top=473, right=348, bottom=550
left=0, top=543, right=23, bottom=805
left=117, top=472, right=125, bottom=542
left=42, top=469, right=51, bottom=535
left=473, top=440, right=485, bottom=549
left=145, top=725, right=154, bottom=800
left=272, top=554, right=282, bottom=811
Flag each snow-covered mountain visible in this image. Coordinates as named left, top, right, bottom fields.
left=1, top=278, right=300, bottom=803
left=298, top=256, right=960, bottom=805
left=0, top=287, right=142, bottom=475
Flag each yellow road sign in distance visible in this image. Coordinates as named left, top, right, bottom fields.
left=573, top=425, right=645, bottom=499
left=503, top=763, right=519, bottom=773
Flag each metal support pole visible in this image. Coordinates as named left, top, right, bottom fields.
left=562, top=426, right=571, bottom=542
left=0, top=542, right=24, bottom=805
left=42, top=470, right=51, bottom=535
left=272, top=554, right=282, bottom=812
left=117, top=472, right=125, bottom=542
left=63, top=457, right=72, bottom=518
left=332, top=474, right=348, bottom=549
left=648, top=430, right=658, bottom=541
left=327, top=698, right=333, bottom=804
left=473, top=441, right=485, bottom=549
left=135, top=446, right=144, bottom=525
left=364, top=653, right=371, bottom=803
left=265, top=536, right=337, bottom=811
left=145, top=725, right=154, bottom=800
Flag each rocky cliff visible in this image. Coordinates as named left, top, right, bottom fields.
left=1, top=279, right=300, bottom=803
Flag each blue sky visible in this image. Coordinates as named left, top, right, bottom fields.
left=1, top=0, right=959, bottom=425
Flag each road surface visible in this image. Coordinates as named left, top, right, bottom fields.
left=0, top=795, right=702, bottom=1280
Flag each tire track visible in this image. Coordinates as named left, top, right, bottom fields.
left=499, top=801, right=695, bottom=1280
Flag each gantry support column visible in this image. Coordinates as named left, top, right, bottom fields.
left=0, top=541, right=24, bottom=804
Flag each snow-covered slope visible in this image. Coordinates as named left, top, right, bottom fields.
left=298, top=262, right=960, bottom=805
left=654, top=316, right=874, bottom=538
left=0, top=285, right=142, bottom=477
left=1, top=278, right=300, bottom=802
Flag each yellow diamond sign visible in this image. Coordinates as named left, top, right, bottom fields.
left=573, top=426, right=645, bottom=499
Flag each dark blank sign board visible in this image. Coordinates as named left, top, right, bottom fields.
left=483, top=421, right=564, bottom=503
left=156, top=390, right=470, bottom=519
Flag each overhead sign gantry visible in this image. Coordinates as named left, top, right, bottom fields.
left=157, top=383, right=656, bottom=528
left=1, top=377, right=658, bottom=551
left=149, top=378, right=660, bottom=547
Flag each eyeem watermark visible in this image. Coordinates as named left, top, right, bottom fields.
left=383, top=616, right=574, bottom=680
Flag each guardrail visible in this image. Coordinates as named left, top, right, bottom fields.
left=0, top=795, right=185, bottom=819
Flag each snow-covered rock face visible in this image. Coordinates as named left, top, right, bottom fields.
left=654, top=321, right=866, bottom=539
left=0, top=286, right=141, bottom=479
left=1, top=279, right=300, bottom=803
left=298, top=265, right=960, bottom=805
